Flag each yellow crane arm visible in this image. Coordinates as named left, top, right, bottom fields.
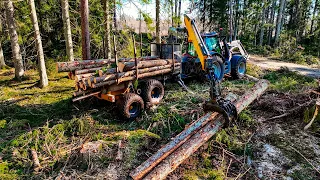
left=184, top=15, right=210, bottom=70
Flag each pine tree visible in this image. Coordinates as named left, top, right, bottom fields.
left=29, top=0, right=48, bottom=88
left=156, top=0, right=161, bottom=43
left=103, top=0, right=111, bottom=59
left=0, top=16, right=6, bottom=68
left=61, top=0, right=74, bottom=61
left=4, top=0, right=25, bottom=79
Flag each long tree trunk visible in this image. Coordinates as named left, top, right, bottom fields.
left=0, top=17, right=6, bottom=68
left=113, top=0, right=117, bottom=31
left=228, top=0, right=233, bottom=42
left=310, top=0, right=318, bottom=34
left=80, top=0, right=91, bottom=60
left=103, top=0, right=111, bottom=59
left=275, top=0, right=285, bottom=46
left=61, top=0, right=74, bottom=62
left=29, top=0, right=48, bottom=88
left=156, top=0, right=161, bottom=43
left=4, top=0, right=24, bottom=79
left=0, top=41, right=5, bottom=69
left=268, top=0, right=276, bottom=45
left=178, top=0, right=181, bottom=26
left=259, top=1, right=266, bottom=46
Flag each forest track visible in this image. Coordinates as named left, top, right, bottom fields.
left=249, top=55, right=320, bottom=78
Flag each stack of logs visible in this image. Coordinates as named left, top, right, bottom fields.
left=56, top=56, right=180, bottom=100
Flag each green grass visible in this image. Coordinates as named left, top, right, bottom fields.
left=0, top=66, right=318, bottom=178
left=263, top=67, right=317, bottom=92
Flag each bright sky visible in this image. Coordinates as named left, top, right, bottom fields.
left=121, top=0, right=192, bottom=19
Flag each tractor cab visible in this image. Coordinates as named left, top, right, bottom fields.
left=202, top=32, right=231, bottom=62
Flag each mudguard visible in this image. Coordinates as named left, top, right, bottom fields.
left=231, top=54, right=246, bottom=69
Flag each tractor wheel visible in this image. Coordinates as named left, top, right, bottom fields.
left=141, top=79, right=164, bottom=106
left=231, top=57, right=246, bottom=79
left=116, top=93, right=144, bottom=120
left=211, top=55, right=225, bottom=81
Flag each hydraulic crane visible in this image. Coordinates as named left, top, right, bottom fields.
left=183, top=15, right=237, bottom=124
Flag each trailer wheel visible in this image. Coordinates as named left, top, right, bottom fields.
left=141, top=79, right=164, bottom=106
left=231, top=57, right=246, bottom=79
left=116, top=93, right=144, bottom=120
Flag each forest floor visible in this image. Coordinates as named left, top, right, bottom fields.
left=0, top=59, right=320, bottom=179
left=249, top=55, right=320, bottom=78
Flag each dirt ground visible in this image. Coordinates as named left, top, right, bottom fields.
left=249, top=55, right=320, bottom=78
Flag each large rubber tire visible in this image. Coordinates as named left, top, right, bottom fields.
left=211, top=55, right=225, bottom=81
left=141, top=79, right=164, bottom=106
left=116, top=93, right=144, bottom=120
left=231, top=57, right=246, bottom=79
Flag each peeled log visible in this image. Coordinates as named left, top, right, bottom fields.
left=131, top=80, right=269, bottom=180
left=92, top=68, right=180, bottom=88
left=118, top=59, right=177, bottom=72
left=95, top=64, right=181, bottom=84
left=57, top=56, right=160, bottom=72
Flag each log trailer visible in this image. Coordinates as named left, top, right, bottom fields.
left=57, top=56, right=180, bottom=120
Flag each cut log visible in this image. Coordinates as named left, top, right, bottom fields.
left=92, top=68, right=180, bottom=88
left=130, top=80, right=269, bottom=180
left=118, top=59, right=177, bottom=72
left=75, top=73, right=96, bottom=82
left=75, top=82, right=80, bottom=91
left=95, top=64, right=181, bottom=84
left=57, top=56, right=160, bottom=72
left=73, top=89, right=98, bottom=97
left=75, top=67, right=102, bottom=75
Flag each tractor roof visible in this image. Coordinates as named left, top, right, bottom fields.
left=202, top=32, right=218, bottom=37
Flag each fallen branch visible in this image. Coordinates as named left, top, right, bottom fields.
left=290, top=146, right=320, bottom=175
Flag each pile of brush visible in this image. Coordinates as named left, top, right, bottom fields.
left=56, top=56, right=180, bottom=101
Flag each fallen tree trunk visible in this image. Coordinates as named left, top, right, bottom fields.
left=57, top=56, right=160, bottom=72
left=94, top=64, right=180, bottom=85
left=92, top=68, right=180, bottom=88
left=118, top=59, right=177, bottom=72
left=130, top=79, right=269, bottom=180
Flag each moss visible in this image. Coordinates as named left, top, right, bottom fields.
left=183, top=168, right=226, bottom=180
left=246, top=63, right=264, bottom=78
left=0, top=162, right=19, bottom=180
left=0, top=120, right=6, bottom=129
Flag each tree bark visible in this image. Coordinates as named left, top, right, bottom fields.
left=310, top=0, right=318, bottom=34
left=113, top=0, right=117, bottom=31
left=80, top=0, right=90, bottom=60
left=259, top=1, right=266, bottom=46
left=178, top=0, right=182, bottom=27
left=61, top=0, right=74, bottom=62
left=268, top=0, right=276, bottom=45
left=103, top=0, right=111, bottom=59
left=156, top=0, right=161, bottom=43
left=118, top=59, right=177, bottom=72
left=0, top=18, right=6, bottom=68
left=4, top=0, right=24, bottom=79
left=29, top=0, right=48, bottom=88
left=275, top=0, right=285, bottom=46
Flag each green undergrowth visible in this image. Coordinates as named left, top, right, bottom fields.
left=263, top=67, right=317, bottom=92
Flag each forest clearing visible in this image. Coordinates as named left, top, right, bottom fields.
left=1, top=0, right=320, bottom=179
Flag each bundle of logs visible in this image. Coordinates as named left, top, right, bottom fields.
left=56, top=56, right=180, bottom=101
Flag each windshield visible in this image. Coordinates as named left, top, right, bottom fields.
left=204, top=37, right=221, bottom=53
left=187, top=43, right=196, bottom=56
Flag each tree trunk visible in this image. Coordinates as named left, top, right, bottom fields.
left=103, top=0, right=111, bottom=59
left=259, top=1, right=266, bottom=46
left=29, top=0, right=48, bottom=88
left=268, top=0, right=276, bottom=45
left=310, top=0, right=318, bottom=34
left=0, top=18, right=6, bottom=68
left=0, top=41, right=5, bottom=69
left=4, top=0, right=24, bottom=79
left=113, top=0, right=117, bottom=31
left=80, top=0, right=90, bottom=60
left=61, top=0, right=74, bottom=62
left=178, top=0, right=181, bottom=27
left=275, top=0, right=285, bottom=46
left=228, top=0, right=233, bottom=42
left=156, top=0, right=161, bottom=43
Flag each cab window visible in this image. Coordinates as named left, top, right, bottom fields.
left=205, top=37, right=221, bottom=53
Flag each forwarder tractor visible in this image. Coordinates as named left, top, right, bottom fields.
left=182, top=14, right=240, bottom=124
